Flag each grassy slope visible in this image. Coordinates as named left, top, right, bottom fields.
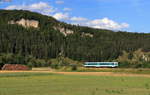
left=0, top=72, right=150, bottom=95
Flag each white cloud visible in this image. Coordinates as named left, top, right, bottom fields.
left=70, top=17, right=129, bottom=30
left=53, top=12, right=69, bottom=20
left=63, top=8, right=72, bottom=11
left=86, top=18, right=129, bottom=30
left=4, top=1, right=129, bottom=30
left=70, top=17, right=87, bottom=22
left=5, top=2, right=55, bottom=15
left=55, top=0, right=64, bottom=4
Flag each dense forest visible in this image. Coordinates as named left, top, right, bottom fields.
left=0, top=10, right=150, bottom=68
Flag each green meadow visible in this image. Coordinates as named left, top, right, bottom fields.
left=0, top=72, right=150, bottom=95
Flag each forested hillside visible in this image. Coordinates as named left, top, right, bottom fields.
left=0, top=10, right=150, bottom=68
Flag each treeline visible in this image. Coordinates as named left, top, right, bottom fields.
left=0, top=10, right=150, bottom=65
left=0, top=53, right=51, bottom=69
left=0, top=53, right=80, bottom=70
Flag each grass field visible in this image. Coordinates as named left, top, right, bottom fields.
left=1, top=72, right=150, bottom=95
left=57, top=67, right=150, bottom=75
left=76, top=68, right=150, bottom=74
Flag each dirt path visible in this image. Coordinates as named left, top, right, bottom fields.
left=0, top=70, right=52, bottom=73
left=1, top=71, right=150, bottom=77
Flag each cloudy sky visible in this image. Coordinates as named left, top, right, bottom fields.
left=0, top=0, right=150, bottom=33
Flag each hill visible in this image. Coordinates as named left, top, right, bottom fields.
left=0, top=10, right=150, bottom=68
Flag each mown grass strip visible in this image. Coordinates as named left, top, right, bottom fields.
left=0, top=72, right=55, bottom=78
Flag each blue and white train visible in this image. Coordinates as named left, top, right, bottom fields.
left=84, top=62, right=118, bottom=68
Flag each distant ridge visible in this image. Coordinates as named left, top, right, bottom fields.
left=0, top=10, right=150, bottom=62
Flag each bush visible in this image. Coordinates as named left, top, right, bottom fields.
left=118, top=61, right=150, bottom=68
left=118, top=62, right=131, bottom=68
left=27, top=62, right=33, bottom=69
left=0, top=63, right=4, bottom=70
left=141, top=62, right=150, bottom=68
left=71, top=64, right=78, bottom=71
left=0, top=57, right=3, bottom=70
left=50, top=63, right=60, bottom=69
left=27, top=59, right=50, bottom=67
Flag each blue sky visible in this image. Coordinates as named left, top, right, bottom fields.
left=0, top=0, right=150, bottom=33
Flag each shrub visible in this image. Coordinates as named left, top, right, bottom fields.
left=71, top=64, right=78, bottom=71
left=27, top=59, right=50, bottom=67
left=141, top=62, right=150, bottom=68
left=50, top=63, right=60, bottom=69
left=118, top=62, right=131, bottom=68
left=0, top=57, right=3, bottom=70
